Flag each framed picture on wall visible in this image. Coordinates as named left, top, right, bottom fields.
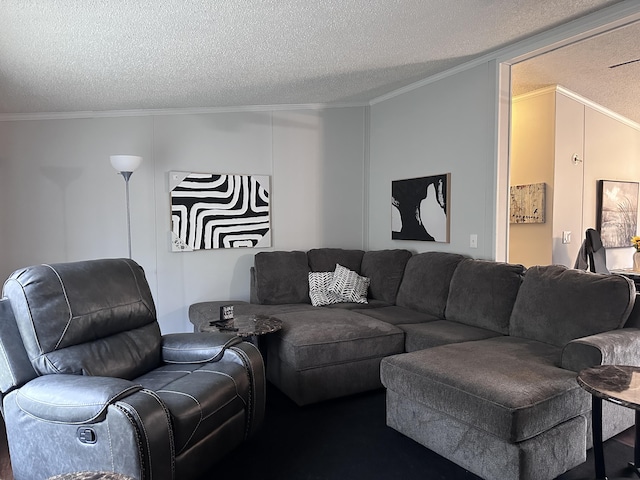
left=509, top=183, right=546, bottom=224
left=596, top=179, right=639, bottom=248
left=391, top=173, right=450, bottom=242
left=170, top=171, right=271, bottom=251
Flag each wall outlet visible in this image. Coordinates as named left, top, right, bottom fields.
left=562, top=231, right=571, bottom=244
left=470, top=234, right=478, bottom=248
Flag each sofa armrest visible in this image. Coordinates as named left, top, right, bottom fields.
left=561, top=327, right=640, bottom=372
left=162, top=332, right=242, bottom=364
left=15, top=374, right=141, bottom=423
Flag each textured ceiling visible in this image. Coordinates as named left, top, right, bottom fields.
left=512, top=19, right=640, bottom=125
left=0, top=0, right=633, bottom=116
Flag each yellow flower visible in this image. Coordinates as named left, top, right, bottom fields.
left=632, top=236, right=640, bottom=251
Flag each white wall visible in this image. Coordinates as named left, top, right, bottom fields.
left=368, top=63, right=496, bottom=259
left=551, top=92, right=586, bottom=268
left=583, top=107, right=640, bottom=269
left=0, top=107, right=366, bottom=333
left=508, top=87, right=640, bottom=269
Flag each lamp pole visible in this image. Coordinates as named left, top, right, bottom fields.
left=110, top=155, right=143, bottom=259
left=121, top=171, right=133, bottom=259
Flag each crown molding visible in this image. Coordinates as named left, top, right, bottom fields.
left=556, top=85, right=640, bottom=132
left=0, top=101, right=368, bottom=122
left=512, top=85, right=640, bottom=132
left=511, top=85, right=558, bottom=103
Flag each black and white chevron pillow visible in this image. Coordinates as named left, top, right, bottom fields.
left=328, top=264, right=370, bottom=304
left=308, top=271, right=344, bottom=307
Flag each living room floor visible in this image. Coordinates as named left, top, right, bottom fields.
left=209, top=385, right=638, bottom=480
left=1, top=386, right=636, bottom=480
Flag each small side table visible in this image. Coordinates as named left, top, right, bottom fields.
left=199, top=314, right=282, bottom=365
left=577, top=365, right=640, bottom=480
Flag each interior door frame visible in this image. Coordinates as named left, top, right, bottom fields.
left=494, top=3, right=640, bottom=262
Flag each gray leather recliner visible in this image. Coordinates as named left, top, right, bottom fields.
left=0, top=258, right=265, bottom=480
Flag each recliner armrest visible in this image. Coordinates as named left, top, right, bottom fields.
left=16, top=374, right=141, bottom=423
left=162, top=332, right=242, bottom=364
left=0, top=298, right=37, bottom=395
left=561, top=327, right=640, bottom=372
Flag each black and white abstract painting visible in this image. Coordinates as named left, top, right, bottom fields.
left=391, top=173, right=450, bottom=242
left=170, top=171, right=271, bottom=251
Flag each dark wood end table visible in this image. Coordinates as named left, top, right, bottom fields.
left=198, top=314, right=282, bottom=365
left=577, top=365, right=640, bottom=480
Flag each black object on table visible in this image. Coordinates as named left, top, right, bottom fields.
left=577, top=365, right=640, bottom=480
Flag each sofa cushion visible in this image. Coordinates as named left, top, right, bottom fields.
left=307, top=248, right=364, bottom=273
left=269, top=310, right=404, bottom=371
left=399, top=320, right=501, bottom=352
left=254, top=251, right=311, bottom=304
left=509, top=265, right=635, bottom=347
left=446, top=259, right=525, bottom=334
left=352, top=305, right=439, bottom=326
left=380, top=336, right=590, bottom=443
left=361, top=249, right=413, bottom=304
left=395, top=252, right=467, bottom=318
left=328, top=264, right=369, bottom=303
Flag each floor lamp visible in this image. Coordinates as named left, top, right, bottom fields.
left=110, top=155, right=143, bottom=258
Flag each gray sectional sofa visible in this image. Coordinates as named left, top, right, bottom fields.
left=189, top=248, right=640, bottom=480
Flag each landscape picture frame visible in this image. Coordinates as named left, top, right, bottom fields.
left=596, top=179, right=639, bottom=248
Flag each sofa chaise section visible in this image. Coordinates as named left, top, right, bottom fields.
left=381, top=264, right=639, bottom=480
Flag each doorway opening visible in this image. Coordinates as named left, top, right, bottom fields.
left=496, top=10, right=640, bottom=268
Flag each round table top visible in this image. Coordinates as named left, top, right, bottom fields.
left=200, top=314, right=282, bottom=338
left=577, top=365, right=640, bottom=410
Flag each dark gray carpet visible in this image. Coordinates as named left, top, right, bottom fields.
left=207, top=384, right=635, bottom=480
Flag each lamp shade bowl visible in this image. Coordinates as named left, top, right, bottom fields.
left=110, top=155, right=143, bottom=173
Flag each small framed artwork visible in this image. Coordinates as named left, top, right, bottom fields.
left=597, top=180, right=639, bottom=248
left=391, top=173, right=450, bottom=242
left=510, top=183, right=546, bottom=224
left=170, top=171, right=271, bottom=251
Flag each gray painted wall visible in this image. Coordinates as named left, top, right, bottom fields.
left=2, top=4, right=636, bottom=334
left=368, top=63, right=497, bottom=259
left=0, top=107, right=366, bottom=333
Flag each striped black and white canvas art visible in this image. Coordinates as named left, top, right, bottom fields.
left=170, top=171, right=271, bottom=251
